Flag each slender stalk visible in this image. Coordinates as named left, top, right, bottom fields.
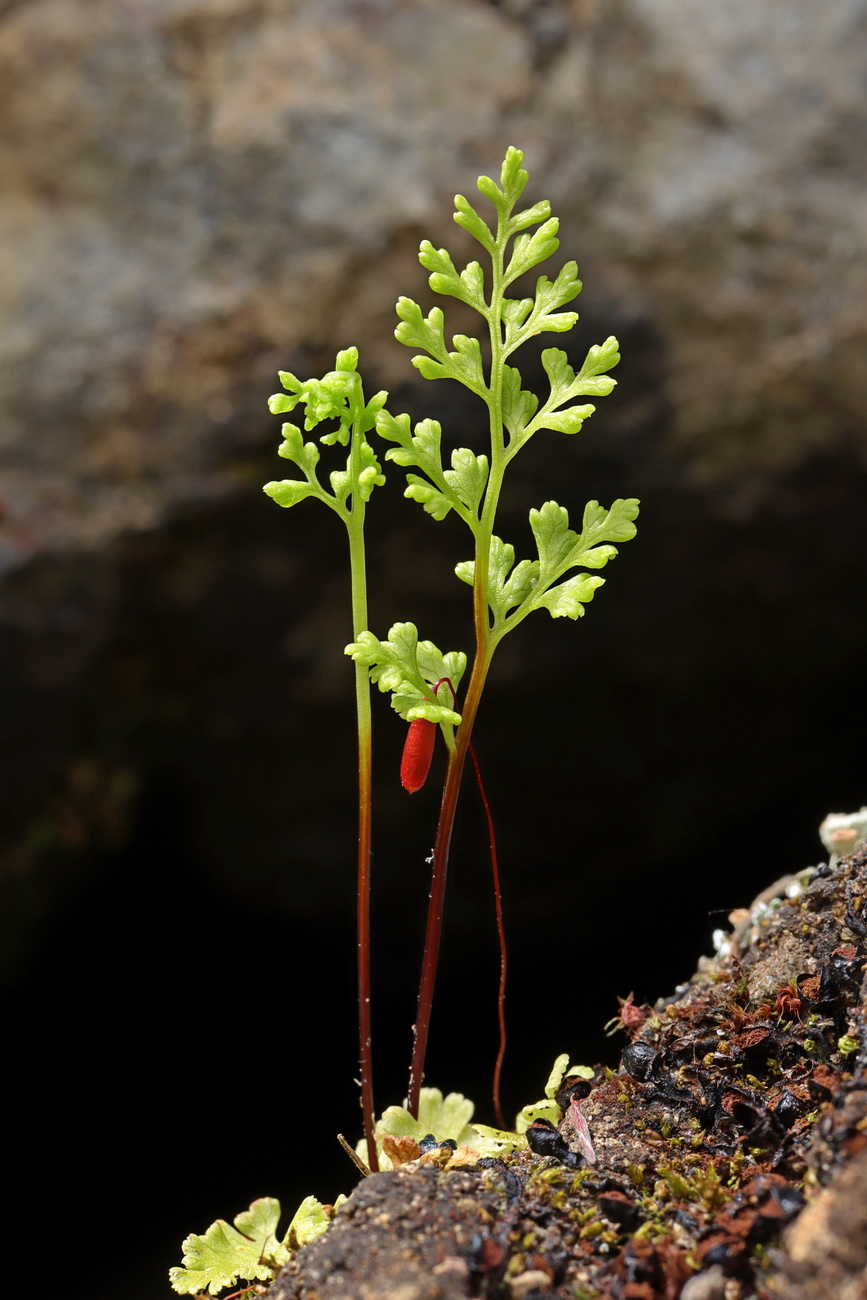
left=406, top=641, right=493, bottom=1115
left=468, top=738, right=508, bottom=1131
left=347, top=393, right=378, bottom=1171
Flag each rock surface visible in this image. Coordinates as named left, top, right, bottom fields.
left=266, top=847, right=867, bottom=1299
left=3, top=0, right=867, bottom=566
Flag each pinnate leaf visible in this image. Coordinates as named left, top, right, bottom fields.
left=419, top=242, right=486, bottom=311
left=504, top=217, right=561, bottom=285
left=395, top=297, right=447, bottom=357
left=453, top=193, right=495, bottom=253
left=455, top=536, right=539, bottom=623
left=444, top=447, right=489, bottom=514
left=498, top=145, right=530, bottom=206
left=345, top=623, right=465, bottom=723
left=534, top=572, right=605, bottom=619
left=377, top=412, right=477, bottom=524
left=404, top=475, right=455, bottom=521
left=501, top=365, right=539, bottom=441
left=514, top=497, right=639, bottom=621
left=507, top=198, right=551, bottom=235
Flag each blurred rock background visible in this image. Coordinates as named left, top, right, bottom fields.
left=3, top=1, right=866, bottom=1296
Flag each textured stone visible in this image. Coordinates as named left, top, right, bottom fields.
left=2, top=0, right=867, bottom=569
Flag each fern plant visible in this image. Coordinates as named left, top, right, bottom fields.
left=172, top=146, right=639, bottom=1297
left=345, top=146, right=638, bottom=1117
left=264, top=144, right=636, bottom=1137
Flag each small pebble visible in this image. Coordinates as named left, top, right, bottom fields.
left=680, top=1265, right=729, bottom=1300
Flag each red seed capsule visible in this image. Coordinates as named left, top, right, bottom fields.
left=400, top=718, right=436, bottom=793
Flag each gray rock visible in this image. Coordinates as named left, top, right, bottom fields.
left=2, top=0, right=867, bottom=567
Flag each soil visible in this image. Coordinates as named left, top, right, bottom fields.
left=266, top=846, right=867, bottom=1300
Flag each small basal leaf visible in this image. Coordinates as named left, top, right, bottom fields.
left=544, top=1054, right=572, bottom=1099
left=358, top=1088, right=480, bottom=1171
left=286, top=1195, right=332, bottom=1249
left=472, top=1123, right=530, bottom=1156
left=516, top=1098, right=561, bottom=1132
left=169, top=1197, right=287, bottom=1296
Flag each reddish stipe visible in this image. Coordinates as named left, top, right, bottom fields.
left=406, top=676, right=508, bottom=1129
left=467, top=737, right=508, bottom=1131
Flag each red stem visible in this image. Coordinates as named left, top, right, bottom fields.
left=406, top=665, right=490, bottom=1116
left=468, top=739, right=508, bottom=1131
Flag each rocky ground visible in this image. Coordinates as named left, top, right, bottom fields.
left=267, top=846, right=867, bottom=1300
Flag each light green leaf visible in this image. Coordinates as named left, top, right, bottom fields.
left=492, top=498, right=639, bottom=624
left=263, top=478, right=318, bottom=509
left=501, top=365, right=539, bottom=441
left=376, top=412, right=478, bottom=526
left=504, top=218, right=561, bottom=286
left=444, top=447, right=489, bottom=514
left=516, top=1099, right=560, bottom=1132
left=501, top=297, right=534, bottom=334
left=537, top=404, right=596, bottom=435
left=472, top=1123, right=530, bottom=1156
left=286, top=1195, right=332, bottom=1249
left=344, top=623, right=465, bottom=723
left=453, top=193, right=496, bottom=254
left=455, top=536, right=538, bottom=622
left=419, top=242, right=486, bottom=311
left=404, top=475, right=455, bottom=521
left=361, top=389, right=389, bottom=433
left=529, top=499, right=638, bottom=583
left=579, top=497, right=641, bottom=546
left=507, top=198, right=551, bottom=236
left=395, top=300, right=487, bottom=395
left=530, top=500, right=580, bottom=576
left=544, top=1053, right=571, bottom=1099
left=358, top=1087, right=480, bottom=1170
left=169, top=1197, right=288, bottom=1295
left=413, top=334, right=486, bottom=395
left=355, top=438, right=386, bottom=502
left=533, top=262, right=583, bottom=317
left=489, top=536, right=538, bottom=619
left=377, top=411, right=443, bottom=471
left=535, top=572, right=605, bottom=619
left=579, top=334, right=621, bottom=377
left=498, top=145, right=529, bottom=206
left=518, top=339, right=619, bottom=437
left=394, top=297, right=448, bottom=358
left=264, top=424, right=329, bottom=511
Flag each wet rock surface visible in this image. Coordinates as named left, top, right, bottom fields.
left=270, top=847, right=867, bottom=1299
